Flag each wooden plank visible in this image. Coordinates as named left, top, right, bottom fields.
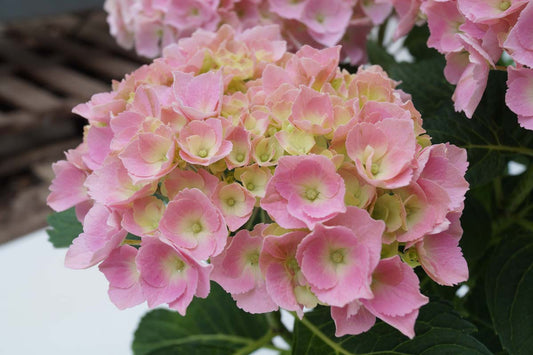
left=0, top=183, right=51, bottom=245
left=31, top=33, right=140, bottom=79
left=0, top=75, right=63, bottom=113
left=0, top=39, right=110, bottom=99
left=0, top=138, right=81, bottom=176
left=76, top=25, right=150, bottom=63
left=0, top=111, right=35, bottom=132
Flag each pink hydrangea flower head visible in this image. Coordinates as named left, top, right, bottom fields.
left=65, top=204, right=127, bottom=269
left=162, top=168, right=219, bottom=200
left=99, top=245, right=145, bottom=309
left=172, top=70, right=224, bottom=120
left=504, top=1, right=533, bottom=67
left=211, top=225, right=278, bottom=313
left=423, top=0, right=466, bottom=53
left=289, top=86, right=334, bottom=135
left=122, top=195, right=166, bottom=237
left=393, top=181, right=451, bottom=243
left=416, top=143, right=469, bottom=212
left=234, top=165, right=273, bottom=198
left=346, top=118, right=416, bottom=189
left=333, top=255, right=428, bottom=338
left=136, top=238, right=212, bottom=314
left=506, top=66, right=533, bottom=130
left=295, top=221, right=379, bottom=307
left=212, top=182, right=256, bottom=231
left=349, top=65, right=397, bottom=105
left=338, top=164, right=377, bottom=209
left=414, top=212, right=469, bottom=286
left=260, top=230, right=312, bottom=316
left=251, top=136, right=284, bottom=166
left=300, top=0, right=353, bottom=47
left=457, top=0, right=528, bottom=24
left=392, top=0, right=423, bottom=39
left=119, top=124, right=177, bottom=183
left=177, top=118, right=233, bottom=166
left=85, top=157, right=158, bottom=207
left=47, top=160, right=89, bottom=212
left=164, top=0, right=220, bottom=32
left=288, top=45, right=341, bottom=89
left=224, top=126, right=252, bottom=169
left=72, top=91, right=125, bottom=125
left=268, top=0, right=309, bottom=19
left=261, top=154, right=346, bottom=229
left=83, top=125, right=114, bottom=171
left=159, top=188, right=228, bottom=260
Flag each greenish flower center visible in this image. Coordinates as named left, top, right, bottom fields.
left=248, top=252, right=259, bottom=266
left=235, top=153, right=245, bottom=162
left=330, top=249, right=345, bottom=264
left=192, top=222, right=203, bottom=234
left=499, top=1, right=511, bottom=10
left=174, top=258, right=185, bottom=271
left=226, top=198, right=236, bottom=207
left=305, top=188, right=319, bottom=201
left=371, top=163, right=380, bottom=175
left=198, top=149, right=208, bottom=158
left=246, top=183, right=255, bottom=191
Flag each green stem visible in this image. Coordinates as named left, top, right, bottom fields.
left=291, top=312, right=413, bottom=355
left=507, top=166, right=533, bottom=213
left=265, top=311, right=293, bottom=345
left=463, top=144, right=533, bottom=157
left=244, top=207, right=260, bottom=231
left=233, top=330, right=274, bottom=355
left=515, top=218, right=533, bottom=232
left=292, top=312, right=353, bottom=355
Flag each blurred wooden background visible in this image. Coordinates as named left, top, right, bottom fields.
left=0, top=10, right=148, bottom=244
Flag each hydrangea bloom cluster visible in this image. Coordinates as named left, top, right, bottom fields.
left=48, top=24, right=469, bottom=338
left=104, top=0, right=422, bottom=65
left=420, top=0, right=533, bottom=129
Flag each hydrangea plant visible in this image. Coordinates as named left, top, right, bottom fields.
left=46, top=3, right=533, bottom=354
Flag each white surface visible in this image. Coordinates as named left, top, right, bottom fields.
left=0, top=229, right=148, bottom=355
left=0, top=230, right=295, bottom=355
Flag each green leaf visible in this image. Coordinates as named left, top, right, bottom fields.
left=132, top=282, right=270, bottom=355
left=366, top=40, right=396, bottom=72
left=403, top=25, right=440, bottom=61
left=387, top=58, right=533, bottom=187
left=460, top=192, right=493, bottom=269
left=46, top=207, right=83, bottom=248
left=292, top=301, right=491, bottom=355
left=464, top=278, right=504, bottom=353
left=485, top=234, right=533, bottom=355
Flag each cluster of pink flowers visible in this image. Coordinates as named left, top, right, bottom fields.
left=420, top=0, right=533, bottom=129
left=104, top=0, right=424, bottom=65
left=48, top=24, right=469, bottom=338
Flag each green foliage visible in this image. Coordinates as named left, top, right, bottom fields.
left=46, top=207, right=83, bottom=248
left=403, top=25, right=440, bottom=61
left=292, top=301, right=491, bottom=355
left=486, top=234, right=533, bottom=355
left=132, top=283, right=271, bottom=355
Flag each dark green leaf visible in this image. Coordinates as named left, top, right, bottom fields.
left=403, top=25, right=440, bottom=61
left=460, top=192, right=493, bottom=269
left=132, top=282, right=270, bottom=355
left=292, top=301, right=491, bottom=354
left=486, top=234, right=533, bottom=355
left=46, top=207, right=83, bottom=248
left=367, top=40, right=396, bottom=72
left=464, top=278, right=504, bottom=354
